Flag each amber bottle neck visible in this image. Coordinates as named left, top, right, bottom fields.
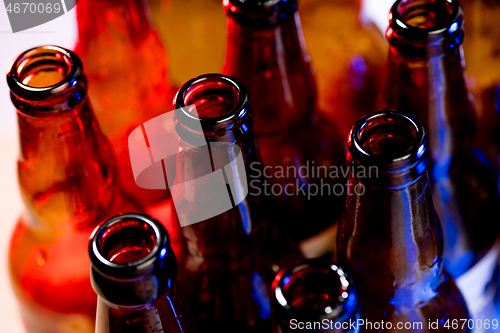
left=90, top=214, right=177, bottom=306
left=341, top=110, right=444, bottom=309
left=345, top=170, right=444, bottom=303
left=95, top=283, right=192, bottom=333
left=9, top=46, right=116, bottom=230
left=91, top=214, right=195, bottom=333
left=16, top=93, right=112, bottom=170
left=17, top=104, right=116, bottom=230
left=224, top=12, right=312, bottom=82
left=172, top=74, right=270, bottom=267
left=383, top=47, right=474, bottom=140
left=223, top=11, right=316, bottom=136
left=382, top=0, right=475, bottom=161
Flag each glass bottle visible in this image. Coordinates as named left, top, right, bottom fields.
left=7, top=45, right=139, bottom=333
left=169, top=73, right=302, bottom=332
left=89, top=213, right=196, bottom=333
left=378, top=0, right=500, bottom=279
left=75, top=0, right=174, bottom=208
left=222, top=0, right=346, bottom=255
left=272, top=259, right=360, bottom=333
left=338, top=110, right=471, bottom=332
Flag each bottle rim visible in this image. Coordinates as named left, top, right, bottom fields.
left=7, top=45, right=84, bottom=102
left=387, top=0, right=464, bottom=52
left=89, top=213, right=172, bottom=280
left=348, top=110, right=430, bottom=189
left=272, top=259, right=358, bottom=323
left=174, top=73, right=253, bottom=143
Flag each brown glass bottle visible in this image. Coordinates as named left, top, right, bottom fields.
left=272, top=259, right=360, bottom=333
left=378, top=0, right=500, bottom=279
left=171, top=74, right=301, bottom=332
left=7, top=46, right=140, bottom=333
left=222, top=0, right=346, bottom=252
left=338, top=110, right=470, bottom=332
left=75, top=0, right=174, bottom=208
left=90, top=213, right=196, bottom=333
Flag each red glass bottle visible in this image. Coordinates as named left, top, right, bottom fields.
left=170, top=74, right=302, bottom=332
left=89, top=213, right=196, bottom=333
left=338, top=110, right=471, bottom=332
left=7, top=46, right=140, bottom=333
left=75, top=0, right=174, bottom=208
left=378, top=0, right=500, bottom=279
left=222, top=0, right=346, bottom=254
left=272, top=259, right=360, bottom=333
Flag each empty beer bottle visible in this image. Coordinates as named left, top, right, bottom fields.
left=338, top=110, right=471, bottom=332
left=7, top=46, right=139, bottom=333
left=89, top=213, right=196, bottom=333
left=168, top=73, right=302, bottom=332
left=75, top=0, right=174, bottom=208
left=378, top=0, right=500, bottom=278
left=272, top=259, right=360, bottom=333
left=222, top=0, right=346, bottom=256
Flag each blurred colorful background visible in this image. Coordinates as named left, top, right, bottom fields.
left=2, top=0, right=500, bottom=331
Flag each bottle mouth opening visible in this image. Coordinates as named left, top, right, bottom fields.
left=98, top=219, right=157, bottom=265
left=357, top=112, right=418, bottom=160
left=7, top=45, right=83, bottom=102
left=273, top=260, right=356, bottom=321
left=174, top=74, right=252, bottom=142
left=399, top=0, right=453, bottom=29
left=388, top=0, right=463, bottom=44
left=90, top=214, right=169, bottom=278
left=348, top=110, right=429, bottom=188
left=182, top=75, right=240, bottom=119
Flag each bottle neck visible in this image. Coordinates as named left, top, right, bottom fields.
left=9, top=46, right=117, bottom=230
left=340, top=110, right=444, bottom=310
left=342, top=171, right=444, bottom=308
left=223, top=12, right=316, bottom=137
left=95, top=282, right=194, bottom=333
left=172, top=74, right=271, bottom=268
left=381, top=0, right=475, bottom=162
left=17, top=97, right=116, bottom=230
left=382, top=46, right=475, bottom=159
left=91, top=214, right=195, bottom=332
